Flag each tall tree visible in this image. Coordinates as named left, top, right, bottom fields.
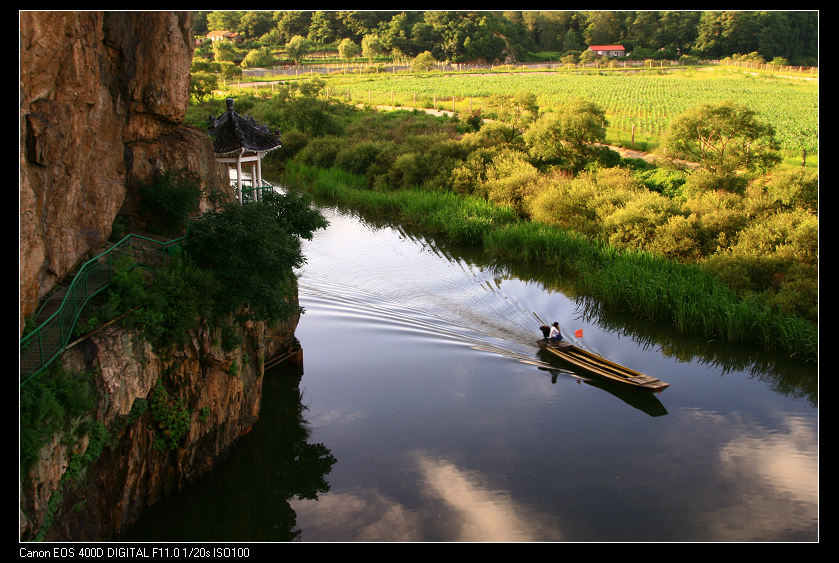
left=583, top=11, right=622, bottom=45
left=274, top=11, right=313, bottom=44
left=656, top=11, right=700, bottom=53
left=206, top=11, right=244, bottom=33
left=239, top=11, right=274, bottom=39
left=661, top=100, right=781, bottom=178
left=308, top=11, right=340, bottom=44
left=378, top=11, right=417, bottom=56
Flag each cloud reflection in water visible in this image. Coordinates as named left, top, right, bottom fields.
left=291, top=453, right=562, bottom=542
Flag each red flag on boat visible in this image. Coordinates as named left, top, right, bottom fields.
left=574, top=329, right=583, bottom=338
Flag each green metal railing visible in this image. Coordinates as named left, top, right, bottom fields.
left=20, top=180, right=277, bottom=385
left=236, top=180, right=277, bottom=203
left=20, top=234, right=185, bottom=385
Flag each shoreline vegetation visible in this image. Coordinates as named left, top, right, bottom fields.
left=281, top=163, right=817, bottom=363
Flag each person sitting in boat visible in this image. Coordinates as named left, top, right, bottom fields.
left=548, top=322, right=563, bottom=343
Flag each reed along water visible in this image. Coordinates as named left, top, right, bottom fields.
left=125, top=202, right=817, bottom=542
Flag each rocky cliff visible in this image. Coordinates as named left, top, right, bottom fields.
left=19, top=11, right=226, bottom=330
left=19, top=11, right=302, bottom=541
left=20, top=310, right=301, bottom=541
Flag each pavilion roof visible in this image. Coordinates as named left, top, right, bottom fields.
left=207, top=98, right=282, bottom=156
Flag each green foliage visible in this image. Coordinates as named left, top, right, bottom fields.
left=338, top=38, right=360, bottom=59
left=126, top=254, right=218, bottom=352
left=661, top=100, right=782, bottom=178
left=524, top=98, right=608, bottom=171
left=184, top=191, right=327, bottom=323
left=241, top=47, right=274, bottom=68
left=212, top=40, right=241, bottom=63
left=412, top=51, right=437, bottom=72
left=334, top=140, right=389, bottom=176
left=760, top=169, right=818, bottom=213
left=285, top=35, right=310, bottom=64
left=632, top=164, right=688, bottom=198
left=20, top=363, right=97, bottom=477
left=481, top=150, right=541, bottom=212
left=296, top=136, right=342, bottom=168
left=149, top=379, right=192, bottom=452
left=137, top=169, right=204, bottom=236
left=190, top=71, right=218, bottom=103
left=274, top=128, right=309, bottom=161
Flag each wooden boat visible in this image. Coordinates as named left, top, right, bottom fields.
left=537, top=339, right=669, bottom=392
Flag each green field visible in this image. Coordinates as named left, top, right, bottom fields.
left=241, top=67, right=818, bottom=158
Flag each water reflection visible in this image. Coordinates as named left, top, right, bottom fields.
left=291, top=453, right=563, bottom=542
left=658, top=409, right=819, bottom=541
left=122, top=362, right=336, bottom=542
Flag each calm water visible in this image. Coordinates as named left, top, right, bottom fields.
left=126, top=203, right=818, bottom=542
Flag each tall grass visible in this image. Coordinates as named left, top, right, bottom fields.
left=283, top=163, right=519, bottom=246
left=283, top=162, right=817, bottom=362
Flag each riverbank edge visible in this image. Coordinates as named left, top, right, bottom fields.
left=281, top=162, right=817, bottom=364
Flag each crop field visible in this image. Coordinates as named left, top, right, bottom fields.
left=316, top=69, right=818, bottom=155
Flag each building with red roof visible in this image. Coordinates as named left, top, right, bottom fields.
left=587, top=45, right=626, bottom=57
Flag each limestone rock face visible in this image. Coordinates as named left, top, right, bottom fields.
left=19, top=11, right=227, bottom=330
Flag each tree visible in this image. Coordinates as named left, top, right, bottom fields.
left=308, top=11, right=339, bottom=43
left=286, top=35, right=310, bottom=65
left=206, top=11, right=244, bottom=33
left=338, top=38, right=360, bottom=60
left=212, top=40, right=239, bottom=63
left=190, top=71, right=217, bottom=103
left=274, top=11, right=313, bottom=44
left=524, top=98, right=608, bottom=171
left=361, top=34, right=384, bottom=59
left=411, top=51, right=437, bottom=72
left=661, top=100, right=782, bottom=179
left=241, top=48, right=274, bottom=69
left=239, top=11, right=274, bottom=39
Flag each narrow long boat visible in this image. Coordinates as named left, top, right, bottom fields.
left=537, top=339, right=669, bottom=392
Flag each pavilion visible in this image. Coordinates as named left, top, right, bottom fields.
left=207, top=98, right=282, bottom=204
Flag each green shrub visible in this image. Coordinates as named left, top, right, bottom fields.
left=184, top=191, right=327, bottom=323
left=633, top=165, right=688, bottom=198
left=149, top=379, right=192, bottom=452
left=334, top=140, right=388, bottom=176
left=137, top=169, right=203, bottom=236
left=296, top=136, right=342, bottom=168
left=128, top=255, right=218, bottom=352
left=20, top=363, right=97, bottom=476
left=760, top=169, right=819, bottom=213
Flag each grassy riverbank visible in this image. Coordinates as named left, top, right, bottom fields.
left=282, top=162, right=817, bottom=363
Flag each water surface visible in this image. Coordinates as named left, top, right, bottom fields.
left=126, top=203, right=818, bottom=542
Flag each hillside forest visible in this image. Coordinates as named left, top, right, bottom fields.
left=191, top=10, right=819, bottom=67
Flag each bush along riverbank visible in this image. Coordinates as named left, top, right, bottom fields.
left=282, top=162, right=817, bottom=363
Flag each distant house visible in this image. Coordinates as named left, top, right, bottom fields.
left=587, top=45, right=626, bottom=57
left=206, top=30, right=240, bottom=42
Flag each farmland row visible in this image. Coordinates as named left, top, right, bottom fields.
left=248, top=70, right=818, bottom=154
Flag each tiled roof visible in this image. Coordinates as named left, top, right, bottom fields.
left=588, top=45, right=625, bottom=51
left=207, top=98, right=282, bottom=156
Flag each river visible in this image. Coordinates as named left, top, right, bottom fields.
left=125, top=202, right=818, bottom=542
